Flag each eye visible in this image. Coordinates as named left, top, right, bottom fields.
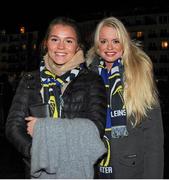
left=112, top=39, right=120, bottom=44
left=100, top=39, right=106, bottom=44
left=51, top=38, right=59, bottom=42
left=66, top=39, right=73, bottom=44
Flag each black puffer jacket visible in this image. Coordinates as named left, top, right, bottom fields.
left=6, top=68, right=107, bottom=159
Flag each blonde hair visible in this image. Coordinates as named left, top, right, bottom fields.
left=87, top=16, right=158, bottom=125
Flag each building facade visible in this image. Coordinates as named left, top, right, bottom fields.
left=0, top=27, right=39, bottom=75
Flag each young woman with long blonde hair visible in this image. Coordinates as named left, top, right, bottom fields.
left=87, top=16, right=164, bottom=179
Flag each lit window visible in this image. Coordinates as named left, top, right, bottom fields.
left=20, top=26, right=25, bottom=34
left=136, top=31, right=143, bottom=38
left=22, top=44, right=27, bottom=50
left=33, top=44, right=36, bottom=50
left=161, top=41, right=168, bottom=49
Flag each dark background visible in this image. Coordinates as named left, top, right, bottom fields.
left=1, top=0, right=168, bottom=31
left=0, top=0, right=169, bottom=178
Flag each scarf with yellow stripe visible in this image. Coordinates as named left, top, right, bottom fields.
left=98, top=58, right=128, bottom=138
left=40, top=59, right=82, bottom=118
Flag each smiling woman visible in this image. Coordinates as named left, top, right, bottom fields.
left=86, top=16, right=164, bottom=179
left=44, top=24, right=80, bottom=68
left=5, top=16, right=107, bottom=179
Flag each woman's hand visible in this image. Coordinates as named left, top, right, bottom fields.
left=25, top=116, right=38, bottom=137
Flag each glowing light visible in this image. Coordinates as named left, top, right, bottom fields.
left=161, top=41, right=168, bottom=49
left=20, top=26, right=25, bottom=34
left=136, top=31, right=143, bottom=38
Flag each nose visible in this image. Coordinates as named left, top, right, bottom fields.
left=107, top=42, right=113, bottom=50
left=57, top=41, right=65, bottom=49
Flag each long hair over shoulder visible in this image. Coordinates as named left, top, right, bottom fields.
left=86, top=17, right=159, bottom=125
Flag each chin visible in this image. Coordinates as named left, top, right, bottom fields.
left=53, top=60, right=66, bottom=65
left=105, top=59, right=115, bottom=63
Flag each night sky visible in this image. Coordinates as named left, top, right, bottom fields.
left=0, top=0, right=168, bottom=34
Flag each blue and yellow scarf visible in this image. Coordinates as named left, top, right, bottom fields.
left=98, top=58, right=128, bottom=138
left=40, top=58, right=83, bottom=118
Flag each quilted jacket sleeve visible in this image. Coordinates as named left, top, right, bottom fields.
left=85, top=71, right=107, bottom=138
left=5, top=74, right=32, bottom=159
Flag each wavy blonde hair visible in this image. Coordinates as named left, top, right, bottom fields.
left=86, top=16, right=158, bottom=125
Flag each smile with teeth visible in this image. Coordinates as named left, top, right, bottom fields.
left=55, top=52, right=67, bottom=56
left=55, top=52, right=66, bottom=56
left=105, top=52, right=116, bottom=56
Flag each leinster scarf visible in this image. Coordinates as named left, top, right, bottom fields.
left=98, top=58, right=128, bottom=138
left=40, top=59, right=82, bottom=118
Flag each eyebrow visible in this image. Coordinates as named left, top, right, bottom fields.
left=99, top=37, right=119, bottom=40
left=49, top=35, right=76, bottom=40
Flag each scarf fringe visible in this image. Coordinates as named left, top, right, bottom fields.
left=111, top=125, right=128, bottom=138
